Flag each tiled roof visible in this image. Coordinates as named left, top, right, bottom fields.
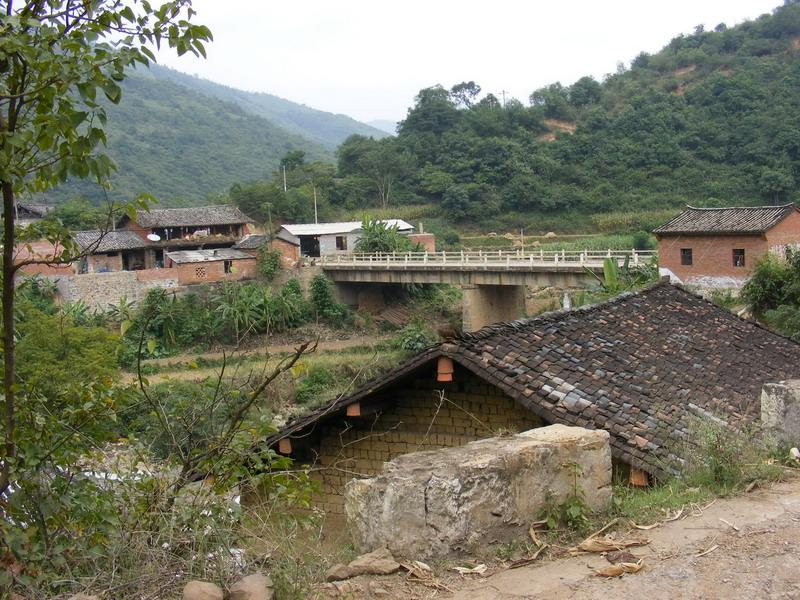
left=280, top=219, right=414, bottom=237
left=165, top=248, right=253, bottom=264
left=653, top=204, right=797, bottom=234
left=131, top=205, right=255, bottom=228
left=18, top=203, right=54, bottom=217
left=233, top=234, right=269, bottom=249
left=269, top=282, right=800, bottom=478
left=74, top=230, right=149, bottom=252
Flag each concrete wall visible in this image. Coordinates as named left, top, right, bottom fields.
left=318, top=232, right=359, bottom=255
left=462, top=284, right=526, bottom=331
left=56, top=270, right=180, bottom=309
left=297, top=367, right=542, bottom=518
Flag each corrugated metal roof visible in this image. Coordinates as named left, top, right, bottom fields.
left=653, top=204, right=797, bottom=234
left=165, top=248, right=253, bottom=264
left=74, top=230, right=149, bottom=252
left=280, top=219, right=414, bottom=236
left=131, top=205, right=255, bottom=228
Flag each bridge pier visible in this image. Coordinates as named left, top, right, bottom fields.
left=462, top=284, right=526, bottom=332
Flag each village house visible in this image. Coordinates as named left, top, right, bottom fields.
left=268, top=282, right=800, bottom=518
left=13, top=202, right=53, bottom=227
left=73, top=205, right=255, bottom=273
left=163, top=248, right=257, bottom=285
left=270, top=219, right=424, bottom=262
left=654, top=203, right=800, bottom=288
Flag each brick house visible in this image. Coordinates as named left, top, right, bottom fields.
left=268, top=282, right=800, bottom=517
left=71, top=205, right=256, bottom=274
left=654, top=204, right=800, bottom=288
left=163, top=249, right=257, bottom=285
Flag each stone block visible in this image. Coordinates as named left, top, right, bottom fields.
left=761, top=380, right=800, bottom=445
left=344, top=424, right=612, bottom=559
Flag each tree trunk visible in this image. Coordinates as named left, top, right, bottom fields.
left=0, top=180, right=16, bottom=498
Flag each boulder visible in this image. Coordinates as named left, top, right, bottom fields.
left=345, top=424, right=612, bottom=559
left=229, top=572, right=274, bottom=600
left=761, top=380, right=800, bottom=445
left=183, top=581, right=224, bottom=600
left=325, top=562, right=353, bottom=582
left=346, top=548, right=401, bottom=576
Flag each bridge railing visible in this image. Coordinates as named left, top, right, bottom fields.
left=319, top=249, right=656, bottom=268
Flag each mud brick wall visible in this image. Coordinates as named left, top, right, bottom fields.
left=308, top=367, right=542, bottom=517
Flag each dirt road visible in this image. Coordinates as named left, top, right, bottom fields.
left=448, top=479, right=800, bottom=600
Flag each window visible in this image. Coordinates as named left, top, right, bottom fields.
left=224, top=260, right=232, bottom=274
left=336, top=235, right=348, bottom=251
left=733, top=249, right=745, bottom=267
left=680, top=248, right=693, bottom=266
left=195, top=266, right=207, bottom=279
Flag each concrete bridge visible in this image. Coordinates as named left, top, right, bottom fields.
left=321, top=249, right=654, bottom=331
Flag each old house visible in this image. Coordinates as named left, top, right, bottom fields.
left=71, top=205, right=256, bottom=274
left=14, top=202, right=53, bottom=227
left=654, top=204, right=800, bottom=288
left=275, top=219, right=415, bottom=259
left=268, top=282, right=800, bottom=517
left=163, top=249, right=257, bottom=284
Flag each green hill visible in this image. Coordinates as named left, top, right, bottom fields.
left=149, top=64, right=389, bottom=149
left=324, top=2, right=800, bottom=231
left=43, top=71, right=332, bottom=205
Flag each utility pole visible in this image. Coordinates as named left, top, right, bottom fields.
left=520, top=228, right=524, bottom=253
left=313, top=184, right=318, bottom=224
left=282, top=165, right=287, bottom=192
left=500, top=90, right=508, bottom=108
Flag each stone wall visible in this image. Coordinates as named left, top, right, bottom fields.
left=56, top=270, right=180, bottom=308
left=345, top=424, right=612, bottom=559
left=303, top=367, right=542, bottom=517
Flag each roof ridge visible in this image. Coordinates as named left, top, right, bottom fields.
left=458, top=279, right=673, bottom=341
left=683, top=203, right=795, bottom=211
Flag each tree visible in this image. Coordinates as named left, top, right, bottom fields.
left=0, top=0, right=210, bottom=522
left=450, top=81, right=481, bottom=108
left=280, top=149, right=306, bottom=171
left=355, top=138, right=414, bottom=208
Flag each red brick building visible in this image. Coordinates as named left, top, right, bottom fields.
left=654, top=204, right=800, bottom=288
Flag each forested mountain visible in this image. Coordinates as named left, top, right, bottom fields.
left=149, top=65, right=388, bottom=149
left=243, top=2, right=800, bottom=231
left=42, top=71, right=332, bottom=205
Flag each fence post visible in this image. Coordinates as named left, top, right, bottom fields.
left=424, top=251, right=428, bottom=264
left=607, top=249, right=612, bottom=258
left=633, top=249, right=639, bottom=265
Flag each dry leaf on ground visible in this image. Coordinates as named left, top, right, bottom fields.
left=594, top=559, right=644, bottom=577
left=453, top=564, right=487, bottom=575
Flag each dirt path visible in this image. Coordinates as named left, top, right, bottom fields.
left=328, top=480, right=800, bottom=599
left=447, top=479, right=800, bottom=600
left=145, top=334, right=392, bottom=368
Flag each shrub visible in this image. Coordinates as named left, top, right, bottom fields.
left=683, top=418, right=783, bottom=493
left=391, top=320, right=437, bottom=352
left=309, top=274, right=351, bottom=327
left=295, top=365, right=336, bottom=405
left=258, top=246, right=282, bottom=281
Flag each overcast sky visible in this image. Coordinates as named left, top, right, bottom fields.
left=157, top=0, right=780, bottom=124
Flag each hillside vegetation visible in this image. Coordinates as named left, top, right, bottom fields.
left=237, top=2, right=800, bottom=233
left=42, top=71, right=332, bottom=205
left=149, top=64, right=389, bottom=148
